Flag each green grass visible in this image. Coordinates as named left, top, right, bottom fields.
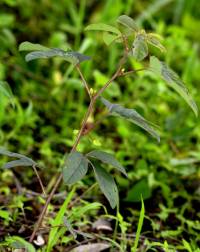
left=131, top=197, right=145, bottom=252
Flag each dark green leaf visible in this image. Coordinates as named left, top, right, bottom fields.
left=3, top=158, right=34, bottom=169
left=25, top=49, right=90, bottom=65
left=63, top=151, right=88, bottom=185
left=0, top=81, right=14, bottom=106
left=19, top=41, right=50, bottom=51
left=19, top=42, right=90, bottom=65
left=0, top=147, right=36, bottom=167
left=0, top=148, right=25, bottom=158
left=87, top=150, right=127, bottom=176
left=0, top=148, right=35, bottom=162
left=92, top=163, right=118, bottom=209
left=85, top=23, right=121, bottom=35
left=150, top=56, right=198, bottom=116
left=25, top=48, right=65, bottom=62
left=132, top=33, right=148, bottom=61
left=125, top=179, right=151, bottom=202
left=101, top=97, right=160, bottom=142
left=117, top=15, right=139, bottom=32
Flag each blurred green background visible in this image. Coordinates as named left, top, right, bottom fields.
left=0, top=0, right=200, bottom=247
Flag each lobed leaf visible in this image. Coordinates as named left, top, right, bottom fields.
left=19, top=41, right=49, bottom=51
left=132, top=33, right=148, bottom=61
left=92, top=162, right=118, bottom=209
left=101, top=97, right=160, bottom=142
left=117, top=15, right=139, bottom=32
left=150, top=56, right=198, bottom=116
left=85, top=23, right=121, bottom=35
left=63, top=151, right=88, bottom=185
left=87, top=150, right=127, bottom=176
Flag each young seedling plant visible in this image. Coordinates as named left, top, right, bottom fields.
left=1, top=15, right=198, bottom=244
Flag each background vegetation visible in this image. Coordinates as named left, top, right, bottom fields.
left=0, top=0, right=199, bottom=251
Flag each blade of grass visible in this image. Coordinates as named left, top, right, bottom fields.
left=46, top=186, right=76, bottom=252
left=131, top=197, right=145, bottom=252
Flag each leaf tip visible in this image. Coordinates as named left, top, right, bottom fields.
left=25, top=54, right=32, bottom=62
left=192, top=103, right=198, bottom=117
left=18, top=42, right=23, bottom=51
